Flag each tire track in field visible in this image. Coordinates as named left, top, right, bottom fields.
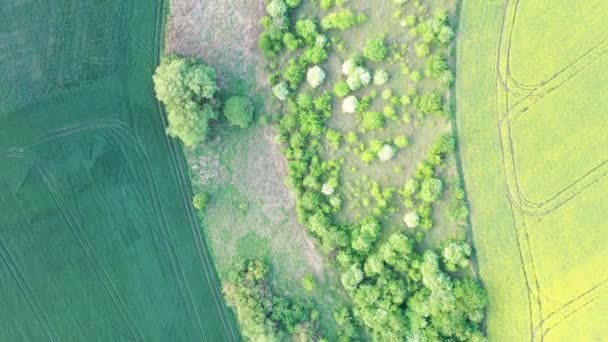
left=496, top=0, right=608, bottom=216
left=0, top=233, right=58, bottom=341
left=33, top=158, right=145, bottom=341
left=495, top=1, right=608, bottom=339
left=99, top=120, right=208, bottom=341
left=0, top=119, right=212, bottom=340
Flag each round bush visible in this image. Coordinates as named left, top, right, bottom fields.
left=322, top=182, right=335, bottom=196
left=224, top=96, right=254, bottom=128
left=342, top=59, right=356, bottom=75
left=373, top=69, right=389, bottom=86
left=403, top=211, right=420, bottom=228
left=378, top=144, right=396, bottom=161
left=272, top=82, right=289, bottom=101
left=342, top=95, right=359, bottom=113
left=267, top=0, right=287, bottom=18
left=307, top=65, right=326, bottom=88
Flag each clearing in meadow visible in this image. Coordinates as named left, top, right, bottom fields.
left=0, top=0, right=237, bottom=340
left=457, top=0, right=608, bottom=340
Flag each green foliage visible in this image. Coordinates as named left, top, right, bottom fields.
left=364, top=37, right=388, bottom=62
left=224, top=260, right=319, bottom=340
left=192, top=192, right=209, bottom=211
left=414, top=42, right=430, bottom=57
left=319, top=0, right=333, bottom=10
left=224, top=96, right=254, bottom=128
left=360, top=111, right=384, bottom=131
left=321, top=9, right=366, bottom=31
left=394, top=135, right=410, bottom=148
left=283, top=32, right=301, bottom=51
left=442, top=241, right=472, bottom=271
left=416, top=92, right=444, bottom=116
left=333, top=81, right=351, bottom=97
left=301, top=274, right=317, bottom=291
left=373, top=69, right=389, bottom=86
left=153, top=55, right=219, bottom=146
left=295, top=19, right=318, bottom=45
left=326, top=129, right=342, bottom=149
left=419, top=177, right=443, bottom=202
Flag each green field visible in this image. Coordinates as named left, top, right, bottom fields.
left=457, top=0, right=608, bottom=340
left=0, top=0, right=238, bottom=340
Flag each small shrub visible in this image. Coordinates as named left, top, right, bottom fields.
left=301, top=274, right=317, bottom=291
left=364, top=37, right=388, bottom=62
left=193, top=192, right=209, bottom=210
left=360, top=111, right=384, bottom=131
left=334, top=81, right=351, bottom=97
left=307, top=66, right=326, bottom=88
left=419, top=177, right=443, bottom=202
left=322, top=9, right=366, bottom=31
left=373, top=69, right=389, bottom=86
left=342, top=96, right=358, bottom=113
left=378, top=144, right=396, bottom=161
left=224, top=96, right=254, bottom=128
left=273, top=82, right=289, bottom=101
left=403, top=211, right=420, bottom=228
left=394, top=135, right=410, bottom=148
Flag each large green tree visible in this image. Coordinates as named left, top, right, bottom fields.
left=153, top=55, right=219, bottom=146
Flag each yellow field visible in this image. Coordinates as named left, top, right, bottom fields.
left=457, top=0, right=608, bottom=340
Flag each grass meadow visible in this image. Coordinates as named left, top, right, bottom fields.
left=457, top=0, right=608, bottom=340
left=0, top=0, right=238, bottom=340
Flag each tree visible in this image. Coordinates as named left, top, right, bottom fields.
left=224, top=96, right=254, bottom=128
left=153, top=55, right=219, bottom=146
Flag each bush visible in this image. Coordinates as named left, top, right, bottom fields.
left=224, top=96, right=254, bottom=128
left=192, top=192, right=209, bottom=210
left=364, top=37, right=388, bottom=62
left=295, top=19, right=318, bottom=44
left=417, top=92, right=444, bottom=116
left=403, top=211, right=420, bottom=228
left=153, top=55, right=219, bottom=146
left=307, top=66, right=326, bottom=88
left=342, top=95, right=358, bottom=113
left=320, top=0, right=333, bottom=10
left=346, top=66, right=371, bottom=91
left=360, top=111, right=384, bottom=131
left=301, top=274, right=316, bottom=291
left=414, top=43, right=430, bottom=57
left=373, top=69, right=389, bottom=86
left=419, top=177, right=443, bottom=202
left=333, top=81, right=350, bottom=97
left=273, top=82, right=289, bottom=101
left=267, top=0, right=287, bottom=18
left=321, top=9, right=366, bottom=31
left=285, top=0, right=301, bottom=8
left=394, top=135, right=410, bottom=148
left=377, top=144, right=396, bottom=161
left=283, top=32, right=301, bottom=51
left=442, top=241, right=472, bottom=271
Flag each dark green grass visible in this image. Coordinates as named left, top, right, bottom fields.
left=0, top=0, right=238, bottom=340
